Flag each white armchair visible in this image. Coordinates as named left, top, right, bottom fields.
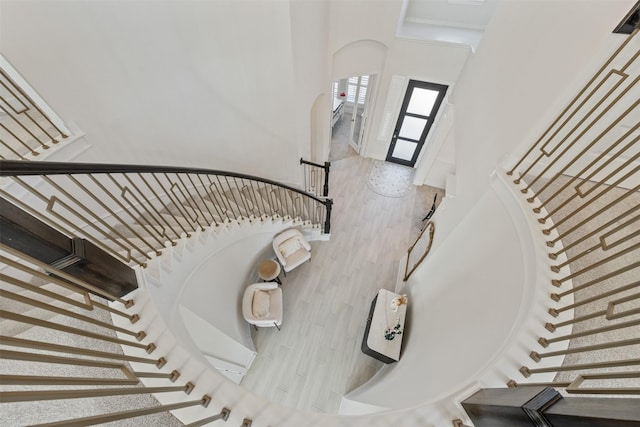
left=272, top=228, right=311, bottom=273
left=242, top=282, right=283, bottom=330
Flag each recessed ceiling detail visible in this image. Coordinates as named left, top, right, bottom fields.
left=398, top=0, right=497, bottom=50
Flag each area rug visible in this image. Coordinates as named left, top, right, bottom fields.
left=366, top=160, right=415, bottom=197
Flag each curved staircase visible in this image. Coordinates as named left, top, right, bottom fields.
left=2, top=26, right=639, bottom=427
left=0, top=160, right=333, bottom=426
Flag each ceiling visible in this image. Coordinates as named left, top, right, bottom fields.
left=398, top=0, right=498, bottom=50
left=404, top=0, right=498, bottom=30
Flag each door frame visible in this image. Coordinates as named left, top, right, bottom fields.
left=348, top=75, right=375, bottom=154
left=385, top=80, right=448, bottom=167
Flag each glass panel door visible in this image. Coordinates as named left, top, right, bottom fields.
left=385, top=80, right=448, bottom=167
left=349, top=75, right=370, bottom=154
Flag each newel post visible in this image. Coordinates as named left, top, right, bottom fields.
left=323, top=198, right=333, bottom=234
left=323, top=161, right=331, bottom=197
left=461, top=387, right=640, bottom=427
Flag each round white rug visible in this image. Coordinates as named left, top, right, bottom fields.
left=366, top=160, right=415, bottom=197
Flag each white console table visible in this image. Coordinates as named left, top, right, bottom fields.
left=361, top=289, right=407, bottom=363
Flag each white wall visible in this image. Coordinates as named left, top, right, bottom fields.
left=333, top=40, right=389, bottom=81
left=327, top=0, right=401, bottom=163
left=289, top=0, right=331, bottom=164
left=451, top=0, right=635, bottom=222
left=0, top=0, right=467, bottom=188
left=328, top=0, right=401, bottom=54
left=0, top=1, right=301, bottom=183
left=414, top=103, right=456, bottom=188
left=179, top=234, right=276, bottom=352
left=345, top=183, right=529, bottom=408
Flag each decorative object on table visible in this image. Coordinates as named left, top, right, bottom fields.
left=390, top=294, right=408, bottom=312
left=384, top=320, right=403, bottom=341
left=362, top=289, right=408, bottom=363
left=273, top=228, right=311, bottom=274
left=366, top=160, right=415, bottom=198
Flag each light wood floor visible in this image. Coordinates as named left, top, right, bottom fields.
left=240, top=155, right=444, bottom=413
left=329, top=113, right=359, bottom=163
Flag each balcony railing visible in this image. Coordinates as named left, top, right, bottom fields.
left=0, top=243, right=232, bottom=426
left=300, top=157, right=331, bottom=197
left=506, top=28, right=639, bottom=396
left=0, top=157, right=331, bottom=425
left=0, top=160, right=333, bottom=268
left=0, top=60, right=69, bottom=160
left=1, top=17, right=637, bottom=427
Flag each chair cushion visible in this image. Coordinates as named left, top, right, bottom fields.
left=283, top=248, right=311, bottom=271
left=279, top=236, right=302, bottom=258
left=252, top=290, right=271, bottom=318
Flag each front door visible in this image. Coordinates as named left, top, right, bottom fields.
left=385, top=80, right=448, bottom=167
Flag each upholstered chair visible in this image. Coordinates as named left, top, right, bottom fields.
left=242, top=282, right=283, bottom=330
left=272, top=228, right=311, bottom=274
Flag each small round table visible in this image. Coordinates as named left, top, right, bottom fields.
left=258, top=259, right=282, bottom=285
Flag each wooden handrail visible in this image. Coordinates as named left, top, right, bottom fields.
left=1, top=160, right=333, bottom=269
left=404, top=221, right=435, bottom=281
left=0, top=159, right=328, bottom=203
left=300, top=157, right=330, bottom=170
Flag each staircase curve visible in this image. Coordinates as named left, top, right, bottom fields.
left=0, top=160, right=340, bottom=426
left=2, top=25, right=639, bottom=425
